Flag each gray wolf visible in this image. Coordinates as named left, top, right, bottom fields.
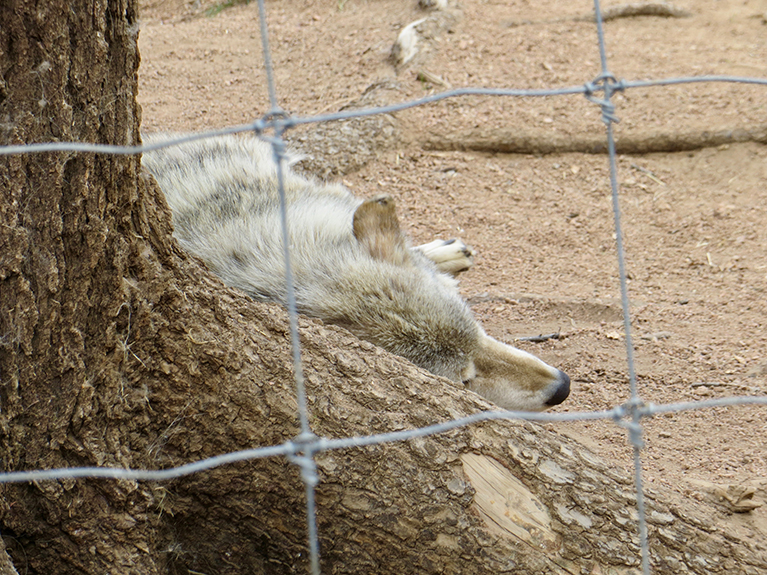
left=142, top=135, right=570, bottom=411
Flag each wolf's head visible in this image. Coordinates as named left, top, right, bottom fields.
left=348, top=194, right=570, bottom=412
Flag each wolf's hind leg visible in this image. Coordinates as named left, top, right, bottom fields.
left=416, top=239, right=474, bottom=276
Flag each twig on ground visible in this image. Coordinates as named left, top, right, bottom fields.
left=586, top=3, right=693, bottom=22
left=630, top=163, right=666, bottom=186
left=507, top=2, right=692, bottom=27
left=691, top=381, right=765, bottom=394
left=416, top=70, right=452, bottom=89
left=516, top=332, right=562, bottom=343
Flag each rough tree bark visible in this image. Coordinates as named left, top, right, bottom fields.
left=1, top=1, right=766, bottom=574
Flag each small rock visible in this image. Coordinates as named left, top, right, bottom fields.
left=641, top=331, right=673, bottom=341
left=746, top=361, right=767, bottom=378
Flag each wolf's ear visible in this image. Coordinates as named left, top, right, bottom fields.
left=353, top=194, right=411, bottom=265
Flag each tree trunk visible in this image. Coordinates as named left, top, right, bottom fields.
left=1, top=1, right=766, bottom=574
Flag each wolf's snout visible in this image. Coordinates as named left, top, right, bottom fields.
left=545, top=371, right=571, bottom=407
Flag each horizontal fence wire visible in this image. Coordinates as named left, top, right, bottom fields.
left=1, top=76, right=765, bottom=158
left=1, top=0, right=766, bottom=574
left=0, top=397, right=766, bottom=485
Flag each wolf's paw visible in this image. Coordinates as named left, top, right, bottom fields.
left=416, top=238, right=475, bottom=276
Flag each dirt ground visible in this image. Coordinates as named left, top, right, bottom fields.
left=136, top=0, right=767, bottom=538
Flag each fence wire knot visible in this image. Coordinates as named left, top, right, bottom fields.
left=263, top=132, right=291, bottom=166
left=612, top=398, right=647, bottom=450
left=584, top=72, right=625, bottom=125
left=253, top=108, right=294, bottom=139
left=288, top=432, right=321, bottom=488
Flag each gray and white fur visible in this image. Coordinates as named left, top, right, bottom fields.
left=142, top=135, right=570, bottom=411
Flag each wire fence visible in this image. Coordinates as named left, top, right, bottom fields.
left=2, top=0, right=767, bottom=574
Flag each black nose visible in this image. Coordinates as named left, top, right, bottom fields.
left=545, top=371, right=571, bottom=407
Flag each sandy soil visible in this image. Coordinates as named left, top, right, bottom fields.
left=136, top=0, right=767, bottom=532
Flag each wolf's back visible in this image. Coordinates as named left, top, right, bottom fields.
left=142, top=135, right=361, bottom=301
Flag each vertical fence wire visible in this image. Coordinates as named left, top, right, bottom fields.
left=256, top=0, right=321, bottom=571
left=590, top=1, right=650, bottom=572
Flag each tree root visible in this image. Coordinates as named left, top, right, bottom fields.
left=423, top=124, right=767, bottom=155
